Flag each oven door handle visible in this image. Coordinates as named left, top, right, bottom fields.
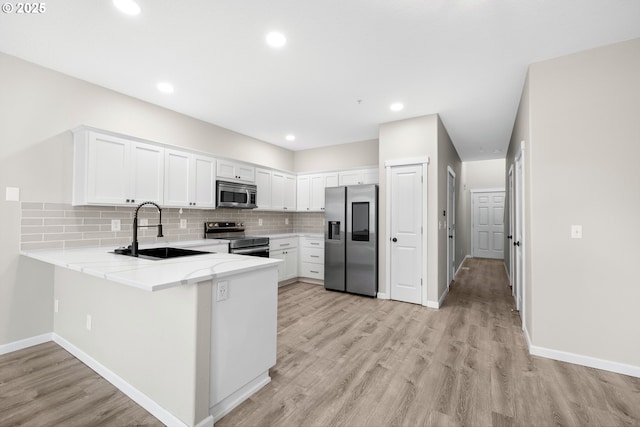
left=231, top=247, right=270, bottom=255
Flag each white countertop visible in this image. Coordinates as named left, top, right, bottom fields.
left=21, top=246, right=281, bottom=292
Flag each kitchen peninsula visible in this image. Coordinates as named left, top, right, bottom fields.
left=21, top=247, right=281, bottom=427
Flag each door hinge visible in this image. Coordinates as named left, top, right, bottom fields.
left=421, top=226, right=423, bottom=234
left=420, top=278, right=423, bottom=287
left=421, top=175, right=424, bottom=183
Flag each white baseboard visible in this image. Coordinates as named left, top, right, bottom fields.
left=425, top=285, right=450, bottom=309
left=0, top=333, right=52, bottom=356
left=52, top=334, right=193, bottom=427
left=529, top=341, right=640, bottom=378
left=211, top=371, right=271, bottom=422
left=376, top=292, right=389, bottom=300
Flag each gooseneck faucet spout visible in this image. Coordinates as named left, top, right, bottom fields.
left=131, top=201, right=163, bottom=257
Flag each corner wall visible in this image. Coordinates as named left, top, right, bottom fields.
left=507, top=38, right=640, bottom=371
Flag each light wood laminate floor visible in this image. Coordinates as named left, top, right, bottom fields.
left=218, top=258, right=640, bottom=426
left=0, top=341, right=162, bottom=426
left=1, top=258, right=639, bottom=426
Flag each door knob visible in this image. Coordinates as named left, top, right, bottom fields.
left=392, top=237, right=397, bottom=242
left=508, top=235, right=513, bottom=239
left=449, top=235, right=453, bottom=239
left=514, top=241, right=520, bottom=247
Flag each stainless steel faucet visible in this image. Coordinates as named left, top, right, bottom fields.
left=131, top=201, right=163, bottom=257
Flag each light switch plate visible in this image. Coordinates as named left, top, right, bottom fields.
left=571, top=225, right=582, bottom=239
left=5, top=187, right=19, bottom=201
left=180, top=219, right=187, bottom=229
left=111, top=219, right=121, bottom=231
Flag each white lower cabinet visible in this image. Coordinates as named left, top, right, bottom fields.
left=298, top=236, right=324, bottom=280
left=269, top=237, right=298, bottom=283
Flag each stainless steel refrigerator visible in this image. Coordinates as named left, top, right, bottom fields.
left=324, top=184, right=378, bottom=297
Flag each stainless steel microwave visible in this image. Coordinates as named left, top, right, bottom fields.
left=216, top=180, right=257, bottom=209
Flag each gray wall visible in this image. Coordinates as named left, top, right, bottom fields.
left=437, top=118, right=462, bottom=298
left=293, top=139, right=379, bottom=173
left=506, top=38, right=640, bottom=367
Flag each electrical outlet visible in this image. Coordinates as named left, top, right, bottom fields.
left=140, top=218, right=148, bottom=226
left=180, top=219, right=187, bottom=229
left=86, top=314, right=92, bottom=331
left=54, top=299, right=59, bottom=313
left=571, top=225, right=582, bottom=239
left=111, top=219, right=121, bottom=231
left=259, top=218, right=263, bottom=226
left=285, top=218, right=289, bottom=225
left=216, top=281, right=228, bottom=302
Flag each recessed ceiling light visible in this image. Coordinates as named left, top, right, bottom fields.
left=157, top=82, right=174, bottom=94
left=390, top=102, right=404, bottom=112
left=285, top=134, right=296, bottom=141
left=113, top=0, right=141, bottom=15
left=266, top=32, right=287, bottom=48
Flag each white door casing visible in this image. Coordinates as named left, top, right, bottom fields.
left=389, top=164, right=423, bottom=305
left=508, top=165, right=515, bottom=294
left=514, top=145, right=525, bottom=320
left=471, top=189, right=505, bottom=259
left=447, top=167, right=456, bottom=287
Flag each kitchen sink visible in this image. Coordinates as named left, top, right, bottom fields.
left=113, top=246, right=211, bottom=260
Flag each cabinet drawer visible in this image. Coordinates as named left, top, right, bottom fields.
left=301, top=238, right=324, bottom=249
left=299, top=262, right=324, bottom=280
left=269, top=237, right=297, bottom=251
left=300, top=247, right=324, bottom=263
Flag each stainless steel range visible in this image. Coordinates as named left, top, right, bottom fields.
left=204, top=221, right=270, bottom=257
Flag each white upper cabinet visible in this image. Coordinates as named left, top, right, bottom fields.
left=268, top=171, right=296, bottom=211
left=255, top=168, right=272, bottom=210
left=216, top=159, right=255, bottom=183
left=284, top=174, right=296, bottom=210
left=164, top=149, right=216, bottom=208
left=324, top=173, right=339, bottom=188
left=338, top=168, right=378, bottom=185
left=297, top=173, right=339, bottom=211
left=73, top=129, right=164, bottom=206
left=296, top=176, right=310, bottom=211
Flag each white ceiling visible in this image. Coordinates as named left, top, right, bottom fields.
left=1, top=1, right=639, bottom=160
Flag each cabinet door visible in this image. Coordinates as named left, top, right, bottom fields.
left=191, top=154, right=216, bottom=208
left=216, top=159, right=255, bottom=183
left=255, top=168, right=272, bottom=210
left=283, top=248, right=298, bottom=280
left=131, top=142, right=164, bottom=204
left=270, top=249, right=286, bottom=281
left=271, top=172, right=285, bottom=209
left=338, top=170, right=362, bottom=186
left=296, top=175, right=310, bottom=211
left=86, top=132, right=131, bottom=205
left=324, top=173, right=339, bottom=188
left=164, top=149, right=191, bottom=207
left=309, top=174, right=325, bottom=211
left=236, top=164, right=255, bottom=183
left=284, top=174, right=297, bottom=210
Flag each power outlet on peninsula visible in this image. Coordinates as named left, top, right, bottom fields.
left=216, top=281, right=228, bottom=301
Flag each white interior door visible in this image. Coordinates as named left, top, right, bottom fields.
left=472, top=191, right=505, bottom=259
left=390, top=164, right=422, bottom=304
left=447, top=168, right=456, bottom=286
